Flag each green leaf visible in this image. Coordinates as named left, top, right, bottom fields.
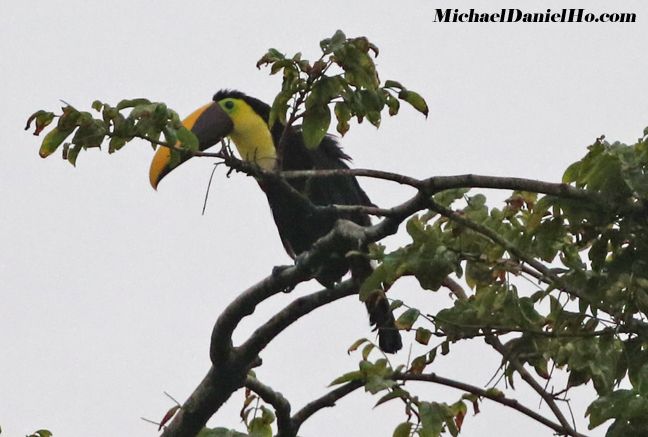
left=392, top=422, right=412, bottom=437
left=385, top=93, right=400, bottom=116
left=71, top=116, right=107, bottom=149
left=398, top=90, right=429, bottom=117
left=162, top=126, right=178, bottom=148
left=248, top=418, right=271, bottom=437
left=116, top=98, right=151, bottom=110
left=586, top=389, right=648, bottom=429
left=415, top=327, right=432, bottom=345
left=562, top=160, right=582, bottom=183
left=362, top=343, right=376, bottom=360
left=302, top=105, right=330, bottom=149
left=410, top=354, right=428, bottom=374
left=419, top=402, right=445, bottom=437
left=67, top=144, right=82, bottom=166
left=322, top=29, right=346, bottom=54
left=108, top=136, right=126, bottom=154
left=334, top=101, right=352, bottom=136
left=347, top=338, right=369, bottom=354
left=91, top=100, right=103, bottom=111
left=329, top=370, right=362, bottom=386
left=336, top=46, right=380, bottom=89
left=256, top=48, right=285, bottom=69
left=269, top=59, right=293, bottom=75
left=269, top=90, right=291, bottom=128
left=434, top=188, right=470, bottom=207
left=25, top=110, right=55, bottom=135
left=589, top=237, right=608, bottom=270
left=395, top=308, right=420, bottom=330
left=176, top=126, right=199, bottom=152
left=384, top=80, right=405, bottom=90
left=197, top=427, right=248, bottom=437
left=375, top=388, right=408, bottom=408
left=39, top=127, right=73, bottom=158
left=485, top=387, right=504, bottom=399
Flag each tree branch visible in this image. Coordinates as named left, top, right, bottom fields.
left=394, top=372, right=588, bottom=437
left=238, top=280, right=358, bottom=364
left=160, top=159, right=610, bottom=436
left=160, top=366, right=247, bottom=437
left=245, top=376, right=293, bottom=436
left=290, top=380, right=364, bottom=432
left=441, top=277, right=467, bottom=300
left=427, top=199, right=589, bottom=303
left=485, top=335, right=585, bottom=437
left=209, top=263, right=312, bottom=365
left=278, top=168, right=603, bottom=205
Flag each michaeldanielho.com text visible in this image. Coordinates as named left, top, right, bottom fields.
left=434, top=8, right=636, bottom=23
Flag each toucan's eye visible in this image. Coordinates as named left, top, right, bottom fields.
left=224, top=100, right=234, bottom=110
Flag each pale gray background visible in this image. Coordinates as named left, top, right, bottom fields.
left=2, top=1, right=647, bottom=436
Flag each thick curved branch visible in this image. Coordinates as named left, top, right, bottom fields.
left=210, top=264, right=312, bottom=365
left=394, top=372, right=587, bottom=437
left=160, top=366, right=246, bottom=437
left=245, top=376, right=292, bottom=435
left=160, top=158, right=608, bottom=436
left=239, top=280, right=358, bottom=363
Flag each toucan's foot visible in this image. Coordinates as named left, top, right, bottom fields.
left=271, top=265, right=296, bottom=293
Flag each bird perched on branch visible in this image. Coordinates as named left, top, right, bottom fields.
left=149, top=90, right=402, bottom=353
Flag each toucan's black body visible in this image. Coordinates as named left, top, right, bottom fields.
left=213, top=90, right=374, bottom=284
left=263, top=126, right=374, bottom=283
left=150, top=90, right=402, bottom=353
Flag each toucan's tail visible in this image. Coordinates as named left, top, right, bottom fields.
left=349, top=254, right=403, bottom=354
left=365, top=290, right=402, bottom=353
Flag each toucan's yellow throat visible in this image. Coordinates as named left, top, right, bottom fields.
left=148, top=93, right=277, bottom=189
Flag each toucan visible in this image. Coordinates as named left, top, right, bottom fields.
left=149, top=90, right=402, bottom=353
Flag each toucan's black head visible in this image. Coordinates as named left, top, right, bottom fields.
left=212, top=90, right=271, bottom=122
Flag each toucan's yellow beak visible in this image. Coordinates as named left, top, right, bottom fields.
left=149, top=102, right=233, bottom=189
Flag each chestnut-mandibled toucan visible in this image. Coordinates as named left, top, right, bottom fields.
left=149, top=90, right=402, bottom=353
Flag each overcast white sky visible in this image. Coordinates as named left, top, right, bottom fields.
left=2, top=1, right=647, bottom=436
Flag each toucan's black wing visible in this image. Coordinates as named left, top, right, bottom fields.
left=283, top=130, right=373, bottom=220
left=263, top=127, right=402, bottom=353
left=265, top=129, right=372, bottom=257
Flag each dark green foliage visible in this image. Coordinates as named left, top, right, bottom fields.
left=257, top=30, right=428, bottom=148
left=351, top=131, right=648, bottom=436
left=26, top=99, right=196, bottom=166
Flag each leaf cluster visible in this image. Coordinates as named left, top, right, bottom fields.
left=344, top=129, right=648, bottom=435
left=257, top=30, right=429, bottom=148
left=332, top=349, right=468, bottom=437
left=25, top=99, right=198, bottom=167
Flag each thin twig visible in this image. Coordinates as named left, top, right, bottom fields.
left=291, top=380, right=364, bottom=430
left=394, top=372, right=588, bottom=437
left=202, top=163, right=222, bottom=216
left=485, top=335, right=585, bottom=437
